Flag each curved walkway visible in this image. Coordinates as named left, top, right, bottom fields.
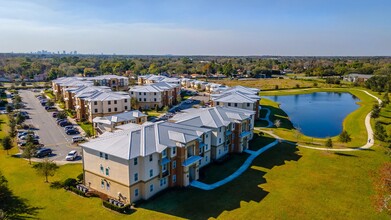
left=190, top=140, right=279, bottom=190
left=259, top=106, right=273, bottom=128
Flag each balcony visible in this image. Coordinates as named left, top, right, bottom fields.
left=182, top=156, right=202, bottom=167
left=162, top=170, right=169, bottom=178
left=240, top=130, right=252, bottom=138
left=225, top=130, right=232, bottom=136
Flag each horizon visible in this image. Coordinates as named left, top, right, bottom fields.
left=0, top=0, right=390, bottom=56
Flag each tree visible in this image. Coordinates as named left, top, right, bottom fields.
left=33, top=158, right=59, bottom=183
left=382, top=92, right=390, bottom=105
left=374, top=121, right=387, bottom=141
left=45, top=100, right=54, bottom=107
left=163, top=106, right=169, bottom=112
left=325, top=138, right=333, bottom=149
left=6, top=105, right=12, bottom=113
left=338, top=130, right=351, bottom=143
left=2, top=136, right=13, bottom=155
left=56, top=111, right=67, bottom=120
left=22, top=143, right=37, bottom=165
left=15, top=113, right=25, bottom=125
left=371, top=104, right=381, bottom=118
left=130, top=97, right=138, bottom=109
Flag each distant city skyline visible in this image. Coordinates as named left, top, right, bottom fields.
left=0, top=0, right=390, bottom=56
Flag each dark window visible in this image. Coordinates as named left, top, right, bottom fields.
left=105, top=154, right=108, bottom=160
left=124, top=99, right=128, bottom=103
left=216, top=102, right=220, bottom=105
left=144, top=98, right=146, bottom=102
left=94, top=101, right=97, bottom=105
left=154, top=98, right=156, bottom=102
left=114, top=107, right=117, bottom=112
left=100, top=152, right=103, bottom=158
left=154, top=92, right=156, bottom=95
left=139, top=92, right=141, bottom=95
left=94, top=109, right=98, bottom=113
left=108, top=101, right=111, bottom=105
left=144, top=92, right=146, bottom=95
left=134, top=158, right=138, bottom=165
left=228, top=103, right=231, bottom=106
left=149, top=155, right=153, bottom=162
left=130, top=92, right=133, bottom=95
left=139, top=98, right=141, bottom=102
left=114, top=100, right=117, bottom=104
left=234, top=103, right=237, bottom=107
left=125, top=106, right=128, bottom=110
left=108, top=108, right=111, bottom=112
left=247, top=103, right=250, bottom=107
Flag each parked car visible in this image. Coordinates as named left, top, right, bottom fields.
left=52, top=112, right=58, bottom=117
left=46, top=106, right=57, bottom=112
left=34, top=148, right=52, bottom=158
left=59, top=121, right=71, bottom=127
left=17, top=131, right=34, bottom=138
left=64, top=125, right=74, bottom=131
left=19, top=139, right=39, bottom=147
left=65, top=150, right=78, bottom=161
left=19, top=134, right=39, bottom=141
left=66, top=129, right=80, bottom=135
left=57, top=119, right=67, bottom=125
left=41, top=102, right=47, bottom=106
left=72, top=136, right=84, bottom=143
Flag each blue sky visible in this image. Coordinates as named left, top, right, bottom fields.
left=0, top=0, right=390, bottom=55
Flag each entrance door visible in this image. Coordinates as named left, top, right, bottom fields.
left=189, top=166, right=196, bottom=181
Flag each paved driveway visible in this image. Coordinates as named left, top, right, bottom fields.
left=19, top=90, right=82, bottom=163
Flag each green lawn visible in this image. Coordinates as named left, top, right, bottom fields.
left=44, top=90, right=55, bottom=100
left=77, top=122, right=94, bottom=136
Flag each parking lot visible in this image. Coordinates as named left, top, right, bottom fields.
left=19, top=90, right=82, bottom=163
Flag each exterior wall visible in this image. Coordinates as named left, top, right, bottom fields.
left=212, top=100, right=260, bottom=119
left=86, top=98, right=131, bottom=122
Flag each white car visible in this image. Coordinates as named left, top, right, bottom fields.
left=65, top=150, right=78, bottom=161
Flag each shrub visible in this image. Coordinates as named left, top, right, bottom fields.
left=295, top=84, right=300, bottom=88
left=102, top=200, right=132, bottom=214
left=274, top=85, right=279, bottom=90
left=313, top=82, right=318, bottom=87
left=338, top=130, right=351, bottom=143
left=50, top=181, right=64, bottom=189
left=63, top=178, right=77, bottom=189
left=69, top=186, right=87, bottom=197
left=77, top=173, right=84, bottom=182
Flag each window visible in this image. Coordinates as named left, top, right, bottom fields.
left=94, top=101, right=97, bottom=105
left=114, top=100, right=117, bottom=104
left=154, top=92, right=156, bottom=95
left=224, top=145, right=228, bottom=151
left=160, top=179, right=164, bottom=186
left=108, top=101, right=111, bottom=105
left=144, top=98, right=146, bottom=102
left=172, top=175, right=176, bottom=183
left=139, top=92, right=141, bottom=95
left=105, top=154, right=108, bottom=160
left=134, top=189, right=139, bottom=197
left=216, top=102, right=220, bottom=105
left=162, top=164, right=167, bottom=172
left=150, top=184, right=154, bottom=192
left=131, top=92, right=134, bottom=95
left=149, top=155, right=153, bottom=162
left=114, top=107, right=118, bottom=112
left=172, top=147, right=176, bottom=154
left=94, top=109, right=98, bottom=113
left=163, top=177, right=167, bottom=185
left=99, top=152, right=103, bottom=158
left=228, top=103, right=231, bottom=106
left=154, top=98, right=156, bottom=102
left=139, top=98, right=141, bottom=102
left=219, top=138, right=221, bottom=144
left=247, top=103, right=250, bottom=107
left=162, top=149, right=167, bottom=158
left=125, top=106, right=128, bottom=110
left=173, top=161, right=176, bottom=169
left=234, top=103, right=238, bottom=107
left=134, top=158, right=138, bottom=165
left=106, top=182, right=110, bottom=191
left=108, top=108, right=111, bottom=112
left=124, top=99, right=128, bottom=103
left=205, top=156, right=208, bottom=162
left=101, top=180, right=105, bottom=189
left=218, top=149, right=221, bottom=155
left=149, top=169, right=153, bottom=177
left=219, top=127, right=222, bottom=132
left=105, top=167, right=110, bottom=176
left=205, top=144, right=208, bottom=151
left=100, top=164, right=104, bottom=173
left=206, top=134, right=208, bottom=138
left=134, top=173, right=138, bottom=181
left=144, top=92, right=146, bottom=95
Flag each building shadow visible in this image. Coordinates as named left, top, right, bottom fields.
left=261, top=105, right=294, bottom=130
left=138, top=142, right=301, bottom=219
left=333, top=152, right=358, bottom=157
left=0, top=176, right=42, bottom=219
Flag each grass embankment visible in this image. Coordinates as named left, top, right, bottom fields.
left=0, top=112, right=389, bottom=219
left=210, top=78, right=350, bottom=91
left=77, top=121, right=94, bottom=136
left=259, top=88, right=377, bottom=149
left=44, top=90, right=55, bottom=100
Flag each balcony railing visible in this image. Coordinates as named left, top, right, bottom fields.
left=240, top=130, right=252, bottom=138
left=162, top=170, right=169, bottom=178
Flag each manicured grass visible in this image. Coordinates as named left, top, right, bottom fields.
left=259, top=88, right=378, bottom=149
left=77, top=122, right=94, bottom=136
left=44, top=90, right=55, bottom=100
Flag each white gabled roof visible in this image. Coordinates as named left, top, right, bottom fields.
left=129, top=82, right=177, bottom=93
left=211, top=91, right=260, bottom=103
left=81, top=121, right=210, bottom=160
left=93, top=110, right=146, bottom=125
left=223, top=85, right=260, bottom=94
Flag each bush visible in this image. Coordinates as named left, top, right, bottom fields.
left=69, top=186, right=87, bottom=197
left=274, top=85, right=279, bottom=90
left=102, top=200, right=132, bottom=214
left=50, top=181, right=64, bottom=189
left=313, top=82, right=318, bottom=87
left=338, top=130, right=351, bottom=143
left=295, top=84, right=300, bottom=88
left=77, top=173, right=84, bottom=182
left=63, top=178, right=77, bottom=189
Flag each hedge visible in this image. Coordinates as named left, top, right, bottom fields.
left=69, top=186, right=87, bottom=197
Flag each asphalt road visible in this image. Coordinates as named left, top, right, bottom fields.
left=19, top=90, right=82, bottom=163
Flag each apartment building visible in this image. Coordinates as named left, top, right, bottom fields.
left=80, top=106, right=254, bottom=204
left=211, top=86, right=261, bottom=119
left=129, top=82, right=181, bottom=110
left=93, top=110, right=147, bottom=133
left=138, top=74, right=180, bottom=85
left=91, top=75, right=129, bottom=91
left=81, top=121, right=212, bottom=204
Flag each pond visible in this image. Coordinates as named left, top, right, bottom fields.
left=263, top=92, right=360, bottom=138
